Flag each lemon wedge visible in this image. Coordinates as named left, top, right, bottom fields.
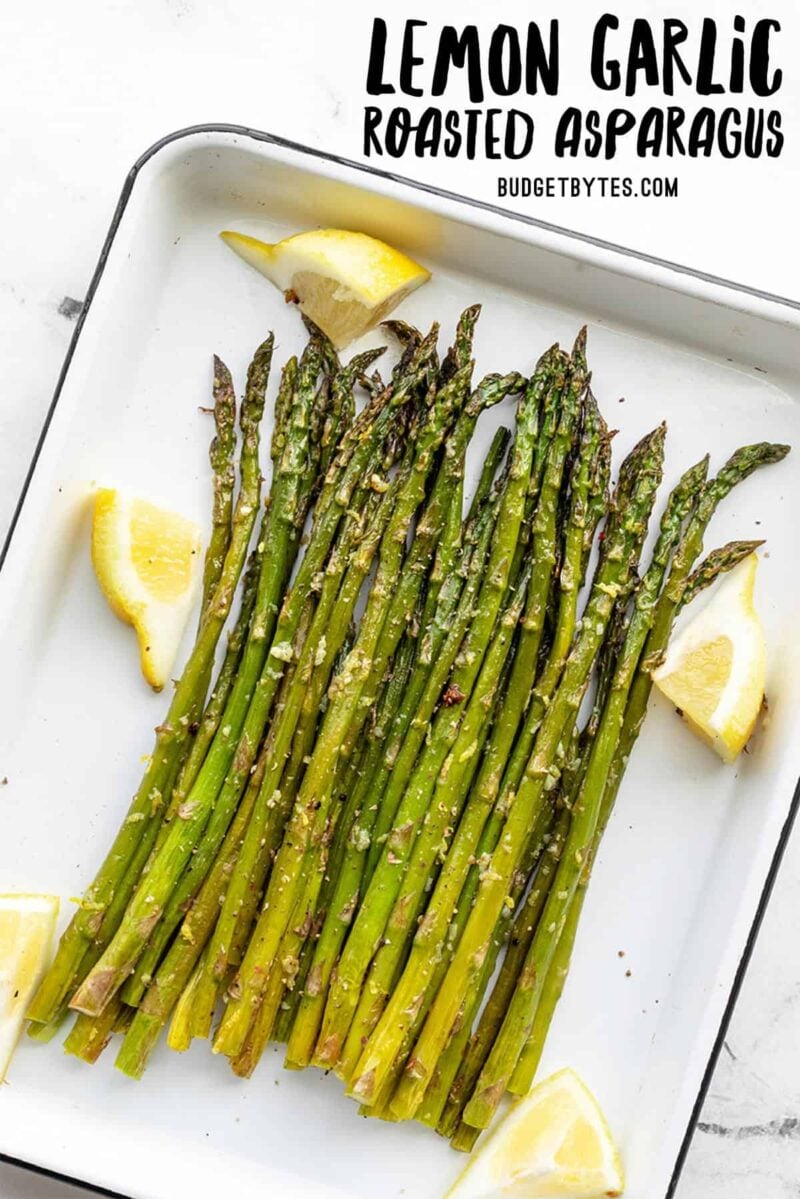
left=653, top=553, right=765, bottom=763
left=1, top=894, right=59, bottom=1079
left=92, top=489, right=202, bottom=691
left=447, top=1068, right=624, bottom=1199
left=220, top=228, right=431, bottom=348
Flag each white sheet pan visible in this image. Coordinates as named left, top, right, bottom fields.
left=1, top=126, right=799, bottom=1199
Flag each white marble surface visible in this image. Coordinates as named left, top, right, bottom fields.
left=1, top=0, right=799, bottom=1195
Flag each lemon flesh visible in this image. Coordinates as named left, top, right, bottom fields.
left=653, top=553, right=765, bottom=763
left=1, top=894, right=59, bottom=1079
left=92, top=489, right=202, bottom=691
left=221, top=228, right=431, bottom=348
left=447, top=1068, right=624, bottom=1199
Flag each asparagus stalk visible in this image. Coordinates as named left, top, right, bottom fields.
left=440, top=623, right=627, bottom=1141
left=363, top=430, right=511, bottom=883
left=228, top=367, right=490, bottom=1062
left=458, top=453, right=708, bottom=1130
left=64, top=538, right=266, bottom=1057
left=347, top=568, right=533, bottom=1102
left=281, top=380, right=518, bottom=1070
left=433, top=806, right=571, bottom=1137
left=189, top=463, right=406, bottom=1036
left=510, top=540, right=767, bottom=1101
left=389, top=424, right=666, bottom=1121
left=287, top=474, right=503, bottom=1070
left=69, top=338, right=319, bottom=1016
left=463, top=444, right=788, bottom=1129
left=186, top=351, right=416, bottom=1025
left=283, top=628, right=419, bottom=1068
left=347, top=376, right=600, bottom=1104
left=212, top=353, right=470, bottom=1060
left=680, top=538, right=765, bottom=608
left=200, top=356, right=238, bottom=608
left=275, top=638, right=414, bottom=1049
left=28, top=337, right=274, bottom=1027
left=609, top=442, right=789, bottom=794
left=313, top=349, right=557, bottom=1073
left=387, top=391, right=609, bottom=1122
left=117, top=598, right=325, bottom=1072
left=115, top=732, right=274, bottom=1077
left=73, top=330, right=437, bottom=1018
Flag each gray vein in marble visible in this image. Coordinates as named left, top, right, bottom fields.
left=57, top=296, right=83, bottom=321
left=698, top=1117, right=800, bottom=1140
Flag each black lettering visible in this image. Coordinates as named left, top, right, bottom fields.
left=554, top=107, right=582, bottom=157
left=665, top=107, right=687, bottom=156
left=464, top=109, right=481, bottom=159
left=697, top=18, right=725, bottom=95
left=585, top=110, right=603, bottom=157
left=484, top=109, right=502, bottom=159
left=525, top=20, right=559, bottom=94
left=488, top=25, right=522, bottom=96
left=730, top=15, right=746, bottom=93
left=744, top=108, right=765, bottom=157
left=605, top=109, right=637, bottom=159
left=766, top=110, right=784, bottom=156
left=444, top=110, right=461, bottom=157
left=399, top=20, right=426, bottom=97
left=637, top=108, right=664, bottom=156
left=385, top=107, right=412, bottom=157
left=626, top=19, right=660, bottom=97
left=715, top=108, right=741, bottom=158
left=505, top=111, right=535, bottom=158
left=591, top=15, right=620, bottom=90
left=431, top=25, right=483, bottom=102
left=363, top=107, right=384, bottom=155
left=750, top=20, right=782, bottom=96
left=415, top=108, right=442, bottom=156
left=662, top=20, right=692, bottom=94
left=689, top=108, right=717, bottom=156
left=366, top=19, right=395, bottom=95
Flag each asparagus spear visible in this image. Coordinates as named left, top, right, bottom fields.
left=283, top=627, right=419, bottom=1067
left=200, top=356, right=238, bottom=608
left=63, top=536, right=267, bottom=1059
left=189, top=458, right=408, bottom=1035
left=313, top=349, right=557, bottom=1073
left=186, top=351, right=417, bottom=1024
left=502, top=461, right=786, bottom=1107
left=440, top=620, right=627, bottom=1141
left=609, top=442, right=789, bottom=794
left=72, top=329, right=438, bottom=1018
left=363, top=429, right=511, bottom=883
left=389, top=424, right=666, bottom=1121
left=228, top=367, right=490, bottom=1061
left=28, top=337, right=274, bottom=1027
left=459, top=452, right=708, bottom=1130
left=462, top=443, right=788, bottom=1130
left=346, top=567, right=533, bottom=1101
left=212, top=354, right=470, bottom=1059
left=378, top=388, right=609, bottom=1120
left=680, top=538, right=765, bottom=608
left=346, top=376, right=601, bottom=1103
left=115, top=730, right=274, bottom=1077
left=509, top=540, right=767, bottom=1103
left=120, top=353, right=351, bottom=1005
left=277, top=626, right=418, bottom=1052
left=69, top=338, right=320, bottom=1016
left=286, top=461, right=505, bottom=1070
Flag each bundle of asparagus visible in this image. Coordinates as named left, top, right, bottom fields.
left=27, top=306, right=787, bottom=1152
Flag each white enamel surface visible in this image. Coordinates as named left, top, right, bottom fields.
left=0, top=131, right=798, bottom=1199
